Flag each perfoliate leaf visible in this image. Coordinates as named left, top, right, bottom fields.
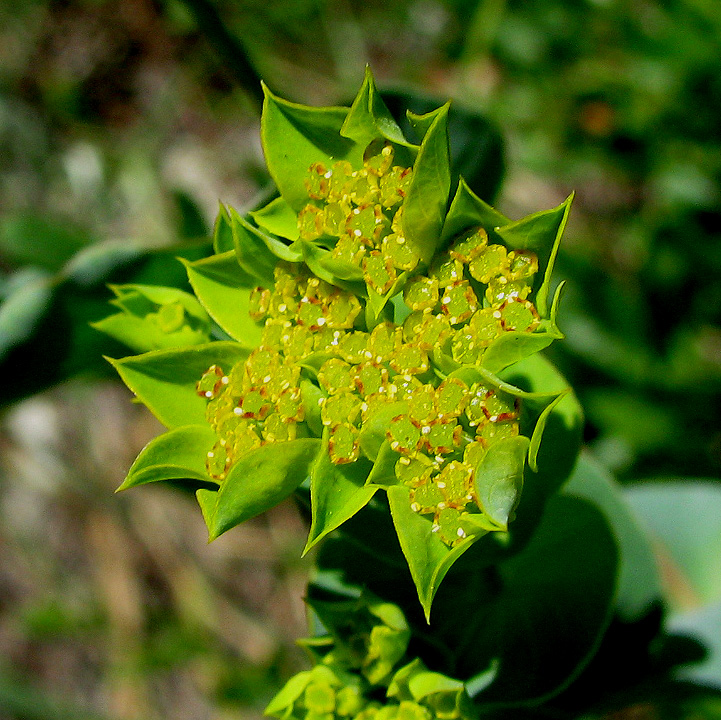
left=261, top=84, right=360, bottom=211
left=495, top=193, right=573, bottom=317
left=481, top=331, right=557, bottom=375
left=387, top=485, right=483, bottom=622
left=474, top=436, right=529, bottom=530
left=182, top=251, right=263, bottom=346
left=203, top=438, right=321, bottom=540
left=250, top=196, right=300, bottom=242
left=108, top=342, right=249, bottom=428
left=441, top=177, right=509, bottom=247
left=438, top=495, right=618, bottom=704
left=304, top=440, right=378, bottom=554
left=401, top=104, right=452, bottom=265
left=118, top=424, right=218, bottom=491
left=340, top=66, right=411, bottom=149
left=213, top=203, right=235, bottom=253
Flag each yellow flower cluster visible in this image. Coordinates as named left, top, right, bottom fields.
left=197, top=148, right=542, bottom=545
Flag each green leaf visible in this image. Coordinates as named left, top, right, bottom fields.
left=182, top=251, right=263, bottom=346
left=261, top=84, right=360, bottom=211
left=0, top=268, right=52, bottom=363
left=250, top=196, right=300, bottom=242
left=401, top=104, right=452, bottom=265
left=446, top=495, right=618, bottom=704
left=265, top=671, right=313, bottom=717
left=232, top=206, right=302, bottom=266
left=108, top=342, right=250, bottom=428
left=358, top=402, right=408, bottom=461
left=495, top=193, right=573, bottom=317
left=303, top=440, right=378, bottom=554
left=92, top=284, right=211, bottom=353
left=365, top=440, right=400, bottom=488
left=625, top=480, right=721, bottom=610
left=92, top=312, right=209, bottom=354
left=564, top=453, right=662, bottom=622
left=474, top=436, right=529, bottom=530
left=203, top=438, right=321, bottom=540
left=481, top=331, right=558, bottom=375
left=441, top=177, right=509, bottom=246
left=117, top=424, right=218, bottom=491
left=340, top=66, right=411, bottom=148
left=387, top=485, right=483, bottom=622
left=0, top=211, right=93, bottom=272
left=299, top=240, right=365, bottom=292
left=213, top=203, right=235, bottom=253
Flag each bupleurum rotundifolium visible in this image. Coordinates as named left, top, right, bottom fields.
left=196, top=140, right=540, bottom=547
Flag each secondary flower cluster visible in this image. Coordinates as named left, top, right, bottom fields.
left=196, top=146, right=542, bottom=546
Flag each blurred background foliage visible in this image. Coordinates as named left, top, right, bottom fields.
left=1, top=0, right=720, bottom=717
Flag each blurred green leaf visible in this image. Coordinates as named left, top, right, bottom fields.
left=0, top=212, right=93, bottom=272
left=625, top=481, right=721, bottom=609
left=565, top=453, right=662, bottom=622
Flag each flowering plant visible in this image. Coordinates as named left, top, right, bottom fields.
left=100, top=70, right=657, bottom=711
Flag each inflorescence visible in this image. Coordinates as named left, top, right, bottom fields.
left=196, top=141, right=540, bottom=546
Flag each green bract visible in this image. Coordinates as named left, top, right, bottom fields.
left=104, top=69, right=581, bottom=619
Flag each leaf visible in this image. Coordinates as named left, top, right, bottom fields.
left=261, top=84, right=360, bottom=211
left=108, top=342, right=250, bottom=428
left=387, top=485, right=484, bottom=622
left=303, top=441, right=378, bottom=554
left=624, top=480, right=721, bottom=610
left=232, top=206, right=302, bottom=266
left=365, top=440, right=400, bottom=487
left=0, top=268, right=53, bottom=362
left=91, top=312, right=209, bottom=354
left=340, top=66, right=411, bottom=148
left=444, top=495, right=618, bottom=704
left=299, top=240, right=365, bottom=292
left=92, top=283, right=211, bottom=353
left=182, top=251, right=263, bottom=346
left=203, top=438, right=321, bottom=540
left=250, top=196, right=300, bottom=242
left=481, top=330, right=558, bottom=375
left=441, top=177, right=509, bottom=246
left=264, top=671, right=313, bottom=717
left=474, top=436, right=530, bottom=530
left=358, top=402, right=408, bottom=461
left=213, top=203, right=235, bottom=253
left=564, top=452, right=662, bottom=622
left=0, top=211, right=93, bottom=272
left=495, top=193, right=573, bottom=317
left=117, top=424, right=218, bottom=491
left=227, top=208, right=281, bottom=286
left=401, top=104, right=452, bottom=265
left=381, top=90, right=505, bottom=205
